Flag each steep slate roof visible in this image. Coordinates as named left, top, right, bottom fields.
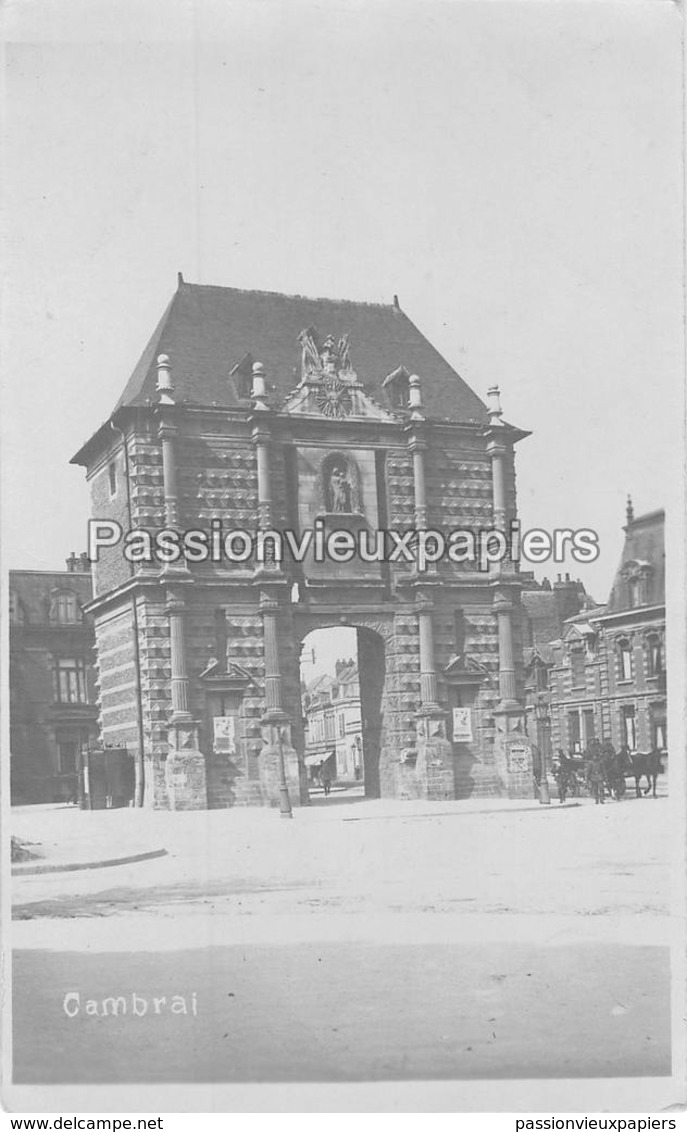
left=521, top=591, right=562, bottom=648
left=565, top=606, right=606, bottom=624
left=605, top=509, right=665, bottom=615
left=523, top=642, right=557, bottom=668
left=114, top=280, right=489, bottom=423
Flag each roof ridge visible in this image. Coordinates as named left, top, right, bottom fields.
left=179, top=279, right=397, bottom=311
left=628, top=508, right=665, bottom=524
left=9, top=569, right=91, bottom=577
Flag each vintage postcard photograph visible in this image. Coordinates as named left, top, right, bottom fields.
left=2, top=0, right=685, bottom=1115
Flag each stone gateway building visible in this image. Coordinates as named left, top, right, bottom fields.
left=72, top=278, right=535, bottom=809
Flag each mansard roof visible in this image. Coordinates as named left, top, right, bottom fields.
left=9, top=569, right=93, bottom=624
left=523, top=642, right=557, bottom=667
left=604, top=508, right=665, bottom=615
left=521, top=590, right=562, bottom=647
left=114, top=278, right=490, bottom=423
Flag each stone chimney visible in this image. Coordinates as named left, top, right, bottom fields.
left=487, top=385, right=503, bottom=427
left=251, top=361, right=269, bottom=411
left=626, top=494, right=634, bottom=526
left=156, top=353, right=174, bottom=405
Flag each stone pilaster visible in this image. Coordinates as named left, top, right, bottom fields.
left=491, top=586, right=533, bottom=798
left=157, top=353, right=180, bottom=528
left=417, top=598, right=440, bottom=711
left=409, top=435, right=428, bottom=530
left=164, top=586, right=207, bottom=809
left=484, top=387, right=532, bottom=794
left=252, top=421, right=273, bottom=532
left=257, top=590, right=303, bottom=806
left=493, top=589, right=518, bottom=709
left=405, top=379, right=438, bottom=577
left=251, top=371, right=282, bottom=578
left=486, top=383, right=508, bottom=534
left=156, top=353, right=206, bottom=809
left=158, top=421, right=180, bottom=527
left=414, top=588, right=454, bottom=800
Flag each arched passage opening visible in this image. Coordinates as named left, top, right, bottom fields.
left=298, top=623, right=386, bottom=802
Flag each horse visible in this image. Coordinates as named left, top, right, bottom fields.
left=626, top=749, right=665, bottom=798
left=601, top=744, right=626, bottom=800
left=553, top=751, right=577, bottom=803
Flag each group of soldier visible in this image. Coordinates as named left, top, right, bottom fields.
left=548, top=740, right=633, bottom=805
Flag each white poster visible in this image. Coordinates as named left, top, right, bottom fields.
left=508, top=744, right=530, bottom=773
left=452, top=707, right=473, bottom=742
left=213, top=715, right=236, bottom=754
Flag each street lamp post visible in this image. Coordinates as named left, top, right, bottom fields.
left=276, top=726, right=293, bottom=819
left=536, top=695, right=551, bottom=805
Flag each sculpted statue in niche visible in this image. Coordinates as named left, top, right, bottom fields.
left=328, top=463, right=352, bottom=513
left=321, top=452, right=361, bottom=515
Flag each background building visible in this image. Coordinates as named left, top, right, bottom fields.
left=10, top=555, right=98, bottom=803
left=524, top=503, right=666, bottom=771
left=521, top=571, right=596, bottom=650
left=302, top=659, right=363, bottom=783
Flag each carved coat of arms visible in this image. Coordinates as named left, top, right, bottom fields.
left=297, top=329, right=355, bottom=418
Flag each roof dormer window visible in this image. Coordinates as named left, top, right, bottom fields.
left=230, top=353, right=255, bottom=401
left=382, top=366, right=411, bottom=411
left=622, top=560, right=651, bottom=609
left=50, top=590, right=81, bottom=625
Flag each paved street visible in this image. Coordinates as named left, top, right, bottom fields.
left=11, top=790, right=675, bottom=1084
left=13, top=939, right=669, bottom=1083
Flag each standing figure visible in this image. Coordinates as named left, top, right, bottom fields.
left=585, top=741, right=605, bottom=805
left=328, top=464, right=352, bottom=513
left=532, top=745, right=542, bottom=799
left=554, top=749, right=574, bottom=803
left=602, top=741, right=624, bottom=800
left=320, top=758, right=334, bottom=797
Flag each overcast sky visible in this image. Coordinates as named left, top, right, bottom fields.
left=2, top=0, right=683, bottom=617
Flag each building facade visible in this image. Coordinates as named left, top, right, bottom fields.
left=525, top=504, right=666, bottom=769
left=302, top=660, right=363, bottom=782
left=73, top=278, right=535, bottom=809
left=10, top=555, right=99, bottom=803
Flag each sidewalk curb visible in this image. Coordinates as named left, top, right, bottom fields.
left=12, top=848, right=168, bottom=876
left=341, top=801, right=584, bottom=822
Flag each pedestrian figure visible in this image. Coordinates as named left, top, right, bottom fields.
left=601, top=740, right=624, bottom=800
left=585, top=741, right=605, bottom=805
left=531, top=746, right=542, bottom=799
left=553, top=749, right=574, bottom=803
left=320, top=758, right=334, bottom=797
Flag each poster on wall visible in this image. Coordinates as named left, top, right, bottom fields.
left=452, top=707, right=473, bottom=742
left=213, top=715, right=236, bottom=755
left=507, top=743, right=530, bottom=773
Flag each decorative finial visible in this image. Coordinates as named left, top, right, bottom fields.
left=408, top=373, right=424, bottom=421
left=156, top=354, right=175, bottom=404
left=487, top=384, right=503, bottom=427
left=251, top=361, right=269, bottom=411
left=626, top=494, right=634, bottom=525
